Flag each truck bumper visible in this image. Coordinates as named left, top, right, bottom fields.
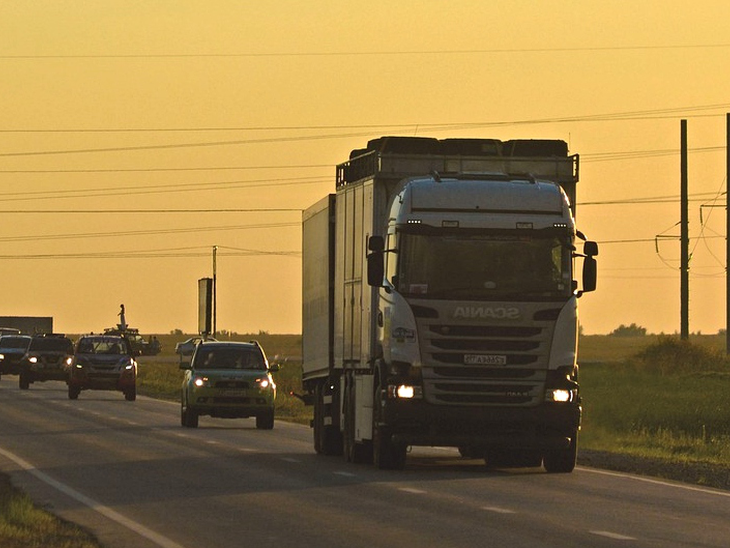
left=384, top=400, right=581, bottom=450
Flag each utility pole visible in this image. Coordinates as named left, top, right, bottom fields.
left=726, top=114, right=730, bottom=353
left=680, top=120, right=689, bottom=340
left=213, top=245, right=218, bottom=337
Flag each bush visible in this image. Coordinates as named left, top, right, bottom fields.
left=630, top=336, right=730, bottom=375
left=610, top=323, right=647, bottom=337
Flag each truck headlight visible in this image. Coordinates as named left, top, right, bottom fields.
left=387, top=384, right=422, bottom=399
left=545, top=388, right=577, bottom=403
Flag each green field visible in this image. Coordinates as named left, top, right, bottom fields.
left=578, top=334, right=730, bottom=465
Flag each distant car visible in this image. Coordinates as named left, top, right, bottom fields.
left=0, top=335, right=32, bottom=377
left=68, top=335, right=137, bottom=401
left=19, top=334, right=74, bottom=390
left=174, top=336, right=217, bottom=357
left=180, top=341, right=277, bottom=429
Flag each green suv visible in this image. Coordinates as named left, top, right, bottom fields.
left=180, top=341, right=278, bottom=429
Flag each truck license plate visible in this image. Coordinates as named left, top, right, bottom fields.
left=464, top=354, right=507, bottom=365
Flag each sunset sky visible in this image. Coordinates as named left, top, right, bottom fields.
left=1, top=1, right=729, bottom=337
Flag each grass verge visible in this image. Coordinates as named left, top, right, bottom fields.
left=0, top=473, right=101, bottom=548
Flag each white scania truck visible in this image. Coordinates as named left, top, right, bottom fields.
left=302, top=136, right=597, bottom=471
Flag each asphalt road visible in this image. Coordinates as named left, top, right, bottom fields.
left=0, top=381, right=728, bottom=548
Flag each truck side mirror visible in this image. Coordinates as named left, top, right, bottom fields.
left=367, top=251, right=384, bottom=287
left=366, top=235, right=385, bottom=287
left=582, top=255, right=597, bottom=293
left=584, top=240, right=598, bottom=257
left=368, top=235, right=384, bottom=252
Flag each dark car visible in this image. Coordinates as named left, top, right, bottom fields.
left=180, top=341, right=277, bottom=429
left=68, top=335, right=137, bottom=401
left=0, top=335, right=32, bottom=377
left=19, top=334, right=74, bottom=390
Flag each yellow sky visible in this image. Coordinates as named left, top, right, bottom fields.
left=1, top=1, right=729, bottom=336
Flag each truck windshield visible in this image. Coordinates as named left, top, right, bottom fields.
left=396, top=232, right=573, bottom=301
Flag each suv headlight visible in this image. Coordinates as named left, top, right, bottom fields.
left=256, top=377, right=275, bottom=390
left=192, top=376, right=209, bottom=388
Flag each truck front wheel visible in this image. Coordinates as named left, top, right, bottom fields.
left=543, top=432, right=578, bottom=473
left=372, top=380, right=406, bottom=470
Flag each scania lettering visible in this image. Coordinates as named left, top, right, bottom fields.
left=302, top=136, right=598, bottom=471
left=453, top=306, right=521, bottom=320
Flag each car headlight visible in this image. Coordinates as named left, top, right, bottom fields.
left=0, top=354, right=5, bottom=361
left=28, top=356, right=38, bottom=364
left=65, top=357, right=73, bottom=366
left=256, top=377, right=275, bottom=390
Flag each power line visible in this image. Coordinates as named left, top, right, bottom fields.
left=2, top=103, right=730, bottom=158
left=3, top=43, right=730, bottom=59
left=0, top=165, right=330, bottom=174
left=0, top=208, right=303, bottom=215
left=0, top=222, right=299, bottom=244
left=0, top=176, right=330, bottom=203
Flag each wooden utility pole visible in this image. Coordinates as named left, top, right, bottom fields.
left=680, top=120, right=689, bottom=340
left=726, top=114, right=730, bottom=353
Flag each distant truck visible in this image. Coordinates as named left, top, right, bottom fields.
left=302, top=136, right=597, bottom=471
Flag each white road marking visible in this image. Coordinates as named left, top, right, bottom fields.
left=590, top=530, right=636, bottom=541
left=579, top=467, right=730, bottom=498
left=333, top=471, right=357, bottom=477
left=0, top=445, right=187, bottom=548
left=280, top=458, right=301, bottom=463
left=398, top=487, right=427, bottom=494
left=482, top=506, right=516, bottom=514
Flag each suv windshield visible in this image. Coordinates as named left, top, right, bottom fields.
left=193, top=346, right=265, bottom=370
left=77, top=338, right=128, bottom=355
left=30, top=338, right=73, bottom=353
left=0, top=337, right=30, bottom=349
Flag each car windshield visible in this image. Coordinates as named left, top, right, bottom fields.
left=77, top=338, right=128, bottom=355
left=193, top=347, right=265, bottom=370
left=30, top=338, right=74, bottom=353
left=0, top=337, right=30, bottom=349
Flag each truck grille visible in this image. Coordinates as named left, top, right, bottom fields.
left=418, top=314, right=555, bottom=407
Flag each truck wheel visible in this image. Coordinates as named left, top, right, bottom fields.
left=68, top=386, right=80, bottom=400
left=181, top=400, right=199, bottom=428
left=543, top=433, right=578, bottom=473
left=256, top=409, right=275, bottom=430
left=373, top=380, right=406, bottom=470
left=19, top=373, right=30, bottom=390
